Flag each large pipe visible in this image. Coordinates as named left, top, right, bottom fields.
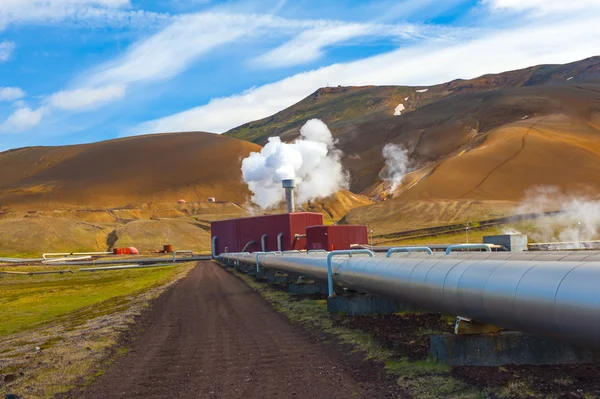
left=445, top=244, right=492, bottom=254
left=261, top=234, right=268, bottom=252
left=386, top=247, right=433, bottom=257
left=383, top=251, right=600, bottom=262
left=42, top=256, right=92, bottom=264
left=212, top=236, right=218, bottom=258
left=42, top=252, right=111, bottom=260
left=282, top=179, right=296, bottom=213
left=222, top=252, right=600, bottom=348
left=241, top=240, right=257, bottom=253
left=277, top=233, right=284, bottom=252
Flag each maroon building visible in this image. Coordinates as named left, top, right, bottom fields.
left=211, top=213, right=323, bottom=254
left=305, top=225, right=368, bottom=251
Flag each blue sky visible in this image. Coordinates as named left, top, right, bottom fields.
left=1, top=0, right=599, bottom=151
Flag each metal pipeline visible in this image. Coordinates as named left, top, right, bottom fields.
left=386, top=247, right=433, bottom=257
left=42, top=256, right=92, bottom=264
left=221, top=252, right=600, bottom=348
left=212, top=236, right=218, bottom=258
left=261, top=234, right=268, bottom=252
left=42, top=252, right=111, bottom=260
left=172, top=250, right=193, bottom=262
left=382, top=251, right=600, bottom=262
left=445, top=244, right=492, bottom=254
left=241, top=240, right=257, bottom=253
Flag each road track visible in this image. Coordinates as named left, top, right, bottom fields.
left=81, top=261, right=391, bottom=398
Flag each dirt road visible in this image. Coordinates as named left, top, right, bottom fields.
left=81, top=262, right=393, bottom=398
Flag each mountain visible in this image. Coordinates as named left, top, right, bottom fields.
left=225, top=56, right=600, bottom=232
left=226, top=56, right=600, bottom=146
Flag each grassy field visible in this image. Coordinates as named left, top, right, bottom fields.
left=0, top=263, right=195, bottom=398
left=0, top=265, right=186, bottom=337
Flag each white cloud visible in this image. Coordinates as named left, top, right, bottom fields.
left=0, top=87, right=25, bottom=101
left=253, top=22, right=424, bottom=68
left=484, top=0, right=600, bottom=13
left=87, top=13, right=331, bottom=87
left=0, top=41, right=15, bottom=62
left=50, top=84, right=126, bottom=110
left=0, top=0, right=169, bottom=30
left=131, top=12, right=600, bottom=135
left=0, top=107, right=46, bottom=134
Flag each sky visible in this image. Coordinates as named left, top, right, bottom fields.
left=1, top=0, right=600, bottom=151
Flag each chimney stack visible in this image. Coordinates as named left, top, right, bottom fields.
left=282, top=179, right=296, bottom=213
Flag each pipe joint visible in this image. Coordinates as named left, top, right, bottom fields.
left=326, top=250, right=374, bottom=297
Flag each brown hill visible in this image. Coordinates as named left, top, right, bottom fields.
left=0, top=132, right=261, bottom=211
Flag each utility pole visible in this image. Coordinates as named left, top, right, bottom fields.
left=465, top=226, right=469, bottom=244
left=369, top=229, right=374, bottom=250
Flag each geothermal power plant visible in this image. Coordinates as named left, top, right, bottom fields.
left=212, top=180, right=600, bottom=366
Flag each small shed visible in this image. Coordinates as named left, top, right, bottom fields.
left=306, top=225, right=368, bottom=251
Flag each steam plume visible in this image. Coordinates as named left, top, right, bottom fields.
left=515, top=186, right=600, bottom=245
left=382, top=143, right=412, bottom=193
left=241, top=119, right=347, bottom=209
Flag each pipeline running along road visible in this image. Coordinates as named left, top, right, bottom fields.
left=80, top=261, right=391, bottom=399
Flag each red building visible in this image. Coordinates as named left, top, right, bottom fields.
left=306, top=225, right=368, bottom=251
left=211, top=213, right=323, bottom=254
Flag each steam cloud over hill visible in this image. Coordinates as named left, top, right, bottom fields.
left=241, top=119, right=347, bottom=208
left=382, top=143, right=412, bottom=194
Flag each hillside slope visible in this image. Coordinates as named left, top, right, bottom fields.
left=0, top=132, right=260, bottom=210
left=226, top=56, right=600, bottom=146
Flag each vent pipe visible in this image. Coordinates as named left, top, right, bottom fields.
left=282, top=179, right=296, bottom=213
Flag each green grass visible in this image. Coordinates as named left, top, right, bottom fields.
left=0, top=265, right=181, bottom=337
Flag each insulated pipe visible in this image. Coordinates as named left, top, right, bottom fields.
left=172, top=250, right=193, bottom=262
left=42, top=256, right=92, bottom=264
left=261, top=234, right=268, bottom=252
left=212, top=236, right=218, bottom=258
left=277, top=233, right=284, bottom=252
left=385, top=251, right=600, bottom=262
left=307, top=249, right=327, bottom=254
left=327, top=250, right=374, bottom=297
left=42, top=252, right=111, bottom=260
left=445, top=244, right=492, bottom=254
left=241, top=240, right=257, bottom=253
left=386, top=247, right=433, bottom=257
left=255, top=252, right=278, bottom=273
left=282, top=250, right=302, bottom=254
left=236, top=253, right=600, bottom=347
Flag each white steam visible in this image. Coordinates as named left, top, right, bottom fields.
left=241, top=119, right=347, bottom=209
left=515, top=186, right=600, bottom=245
left=382, top=143, right=412, bottom=193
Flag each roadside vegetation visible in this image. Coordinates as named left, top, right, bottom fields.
left=0, top=263, right=195, bottom=398
left=230, top=263, right=600, bottom=399
left=231, top=267, right=479, bottom=399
